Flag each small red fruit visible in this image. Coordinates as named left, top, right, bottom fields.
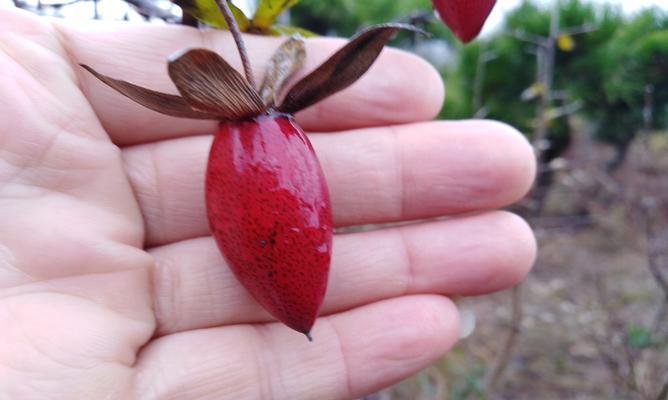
left=81, top=23, right=420, bottom=339
left=433, top=0, right=497, bottom=43
left=206, top=114, right=332, bottom=334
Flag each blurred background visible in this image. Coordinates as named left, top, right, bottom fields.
left=6, top=0, right=667, bottom=398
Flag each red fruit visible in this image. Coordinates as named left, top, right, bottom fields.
left=80, top=24, right=418, bottom=339
left=433, top=0, right=497, bottom=43
left=206, top=114, right=332, bottom=336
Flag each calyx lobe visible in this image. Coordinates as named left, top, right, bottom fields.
left=81, top=24, right=419, bottom=121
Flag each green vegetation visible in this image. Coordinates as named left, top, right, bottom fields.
left=292, top=0, right=668, bottom=167
left=290, top=0, right=431, bottom=36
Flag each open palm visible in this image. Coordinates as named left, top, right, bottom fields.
left=0, top=8, right=536, bottom=399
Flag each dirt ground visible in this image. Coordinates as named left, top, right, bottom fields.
left=372, top=132, right=668, bottom=399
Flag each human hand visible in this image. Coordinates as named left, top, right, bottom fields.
left=0, top=8, right=536, bottom=399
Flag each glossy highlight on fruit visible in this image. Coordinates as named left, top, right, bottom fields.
left=80, top=23, right=420, bottom=339
left=433, top=0, right=497, bottom=43
left=206, top=114, right=332, bottom=334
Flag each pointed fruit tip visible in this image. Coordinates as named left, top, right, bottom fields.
left=305, top=332, right=314, bottom=342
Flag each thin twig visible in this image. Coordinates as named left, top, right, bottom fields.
left=472, top=44, right=498, bottom=115
left=511, top=29, right=546, bottom=47
left=640, top=86, right=668, bottom=400
left=654, top=302, right=667, bottom=336
left=484, top=285, right=523, bottom=392
left=483, top=9, right=564, bottom=394
left=214, top=0, right=256, bottom=90
left=594, top=275, right=641, bottom=394
left=560, top=23, right=597, bottom=36
left=657, top=377, right=668, bottom=400
left=546, top=100, right=584, bottom=120
left=483, top=10, right=563, bottom=391
left=648, top=239, right=668, bottom=313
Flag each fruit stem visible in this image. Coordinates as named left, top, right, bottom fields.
left=215, top=0, right=257, bottom=91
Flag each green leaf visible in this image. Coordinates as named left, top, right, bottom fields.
left=268, top=25, right=318, bottom=37
left=252, top=0, right=300, bottom=30
left=173, top=0, right=250, bottom=30
left=626, top=325, right=652, bottom=349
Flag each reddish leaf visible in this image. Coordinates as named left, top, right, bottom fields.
left=80, top=64, right=217, bottom=119
left=278, top=23, right=424, bottom=115
left=168, top=48, right=265, bottom=120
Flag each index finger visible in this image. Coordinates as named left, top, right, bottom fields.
left=54, top=22, right=445, bottom=146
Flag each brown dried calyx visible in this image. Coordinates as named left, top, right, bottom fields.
left=81, top=24, right=424, bottom=122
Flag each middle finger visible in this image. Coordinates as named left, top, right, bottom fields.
left=122, top=120, right=535, bottom=247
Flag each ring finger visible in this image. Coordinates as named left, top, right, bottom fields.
left=149, top=210, right=536, bottom=336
